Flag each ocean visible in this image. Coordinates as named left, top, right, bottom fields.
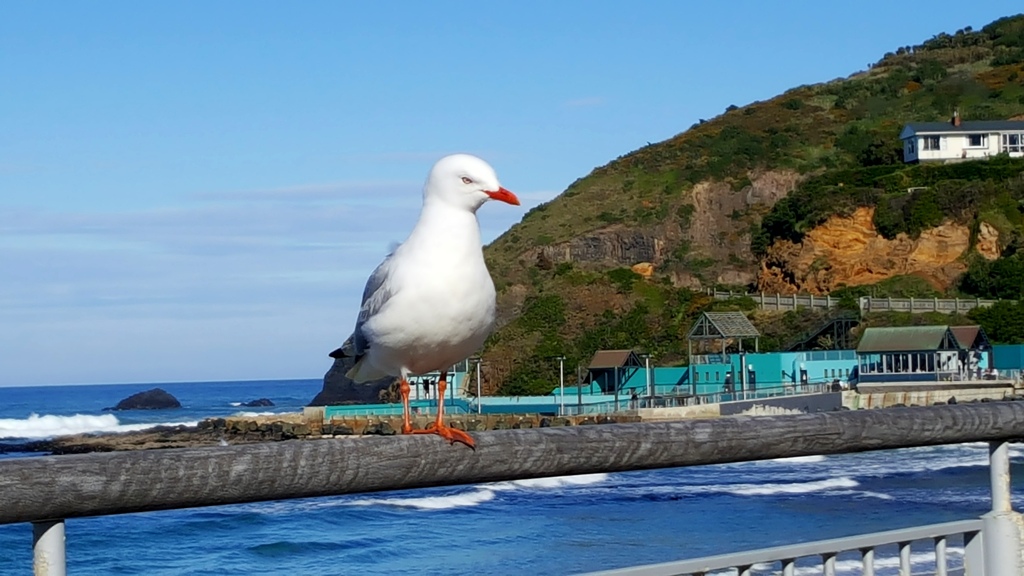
left=0, top=379, right=1021, bottom=575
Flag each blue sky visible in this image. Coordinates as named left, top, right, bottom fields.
left=0, top=1, right=1016, bottom=386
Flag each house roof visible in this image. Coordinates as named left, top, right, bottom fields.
left=856, top=326, right=958, bottom=353
left=901, top=120, right=1024, bottom=137
left=950, top=325, right=991, bottom=350
left=687, top=312, right=760, bottom=340
left=588, top=349, right=643, bottom=370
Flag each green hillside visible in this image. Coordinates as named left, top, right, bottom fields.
left=480, top=15, right=1024, bottom=396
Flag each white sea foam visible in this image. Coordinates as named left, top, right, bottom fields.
left=229, top=402, right=242, bottom=407
left=339, top=473, right=609, bottom=511
left=765, top=455, right=827, bottom=464
left=232, top=411, right=281, bottom=418
left=0, top=413, right=198, bottom=440
left=826, top=489, right=895, bottom=500
left=486, top=473, right=609, bottom=492
left=346, top=489, right=496, bottom=510
left=726, top=477, right=859, bottom=496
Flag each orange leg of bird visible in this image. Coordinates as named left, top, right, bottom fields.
left=412, top=371, right=476, bottom=449
left=399, top=377, right=413, bottom=434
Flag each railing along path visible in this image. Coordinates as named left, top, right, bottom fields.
left=709, top=289, right=1001, bottom=314
left=3, top=402, right=1024, bottom=575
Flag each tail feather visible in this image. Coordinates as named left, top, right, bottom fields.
left=345, top=355, right=390, bottom=383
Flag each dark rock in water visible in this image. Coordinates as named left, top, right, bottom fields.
left=241, top=398, right=274, bottom=407
left=308, top=337, right=396, bottom=406
left=106, top=388, right=181, bottom=411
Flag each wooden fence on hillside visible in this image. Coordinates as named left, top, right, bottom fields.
left=709, top=289, right=1000, bottom=314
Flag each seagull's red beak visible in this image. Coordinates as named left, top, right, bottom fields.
left=486, top=187, right=520, bottom=206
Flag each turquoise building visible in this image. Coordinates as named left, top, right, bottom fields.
left=991, top=344, right=1024, bottom=379
left=558, top=348, right=857, bottom=410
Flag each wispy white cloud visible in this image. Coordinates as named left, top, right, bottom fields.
left=0, top=178, right=553, bottom=385
left=190, top=181, right=419, bottom=204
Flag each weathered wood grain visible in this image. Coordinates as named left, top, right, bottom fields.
left=2, top=402, right=1023, bottom=525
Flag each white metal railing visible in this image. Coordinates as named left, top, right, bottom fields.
left=581, top=519, right=983, bottom=576
left=582, top=441, right=1018, bottom=576
left=561, top=383, right=836, bottom=415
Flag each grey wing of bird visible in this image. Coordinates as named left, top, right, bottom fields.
left=329, top=253, right=395, bottom=360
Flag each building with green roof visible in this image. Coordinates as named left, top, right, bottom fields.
left=855, top=325, right=991, bottom=385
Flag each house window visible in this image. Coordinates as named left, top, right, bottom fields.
left=1003, top=133, right=1023, bottom=153
left=694, top=371, right=699, bottom=383
left=967, top=134, right=987, bottom=148
left=922, top=136, right=941, bottom=151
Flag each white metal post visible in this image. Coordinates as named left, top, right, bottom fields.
left=981, top=440, right=1023, bottom=576
left=645, top=355, right=652, bottom=402
left=475, top=359, right=482, bottom=415
left=32, top=519, right=66, bottom=576
left=558, top=356, right=565, bottom=417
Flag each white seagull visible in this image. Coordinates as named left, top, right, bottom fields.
left=331, top=154, right=520, bottom=448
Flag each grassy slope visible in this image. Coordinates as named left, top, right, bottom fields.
left=480, top=16, right=1024, bottom=396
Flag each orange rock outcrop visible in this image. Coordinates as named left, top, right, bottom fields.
left=757, top=207, right=977, bottom=294
left=631, top=262, right=655, bottom=278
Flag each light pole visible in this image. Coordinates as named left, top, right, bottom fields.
left=640, top=353, right=652, bottom=407
left=469, top=356, right=483, bottom=415
left=558, top=355, right=566, bottom=416
left=546, top=355, right=567, bottom=416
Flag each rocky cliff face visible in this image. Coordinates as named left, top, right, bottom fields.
left=757, top=206, right=997, bottom=294
left=530, top=228, right=666, bottom=268
left=511, top=170, right=803, bottom=290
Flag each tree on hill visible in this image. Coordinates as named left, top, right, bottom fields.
left=969, top=300, right=1024, bottom=343
left=959, top=253, right=1024, bottom=300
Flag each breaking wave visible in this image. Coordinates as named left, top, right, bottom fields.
left=342, top=473, right=609, bottom=511
left=0, top=413, right=198, bottom=440
left=486, top=473, right=609, bottom=492
left=346, top=489, right=497, bottom=510
left=724, top=477, right=860, bottom=496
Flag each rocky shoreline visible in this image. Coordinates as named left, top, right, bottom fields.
left=5, top=395, right=1018, bottom=456
left=0, top=412, right=639, bottom=456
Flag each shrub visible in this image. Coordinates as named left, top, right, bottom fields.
left=519, top=295, right=566, bottom=332
left=607, top=268, right=641, bottom=293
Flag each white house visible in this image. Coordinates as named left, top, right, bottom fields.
left=900, top=114, right=1024, bottom=163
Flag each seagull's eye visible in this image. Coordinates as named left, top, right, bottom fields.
left=461, top=176, right=473, bottom=184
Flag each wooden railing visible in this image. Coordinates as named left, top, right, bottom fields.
left=709, top=289, right=1001, bottom=314
left=4, top=403, right=1024, bottom=574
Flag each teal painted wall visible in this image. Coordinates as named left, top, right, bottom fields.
left=993, top=345, right=1024, bottom=370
